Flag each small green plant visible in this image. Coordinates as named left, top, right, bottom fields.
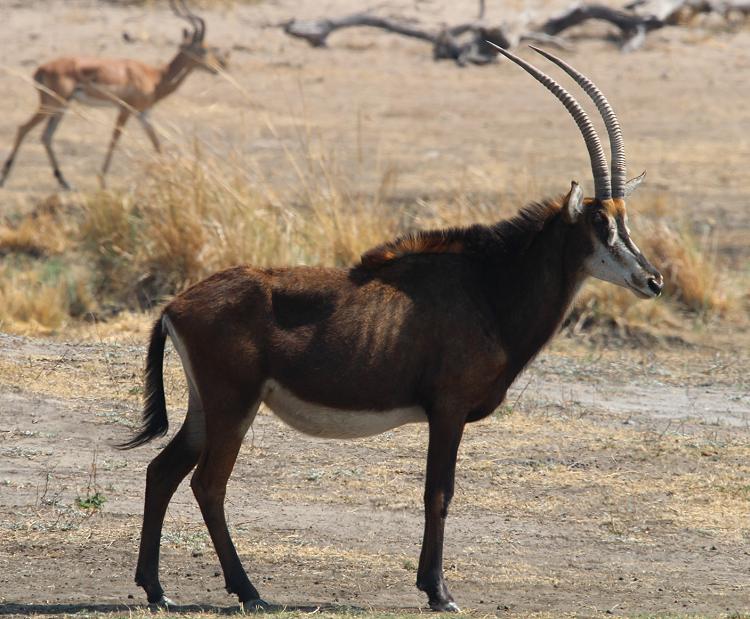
left=75, top=447, right=106, bottom=511
left=76, top=492, right=107, bottom=511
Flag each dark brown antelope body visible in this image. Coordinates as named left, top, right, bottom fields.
left=123, top=48, right=664, bottom=612
left=161, top=200, right=584, bottom=430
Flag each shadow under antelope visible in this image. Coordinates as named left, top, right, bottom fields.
left=0, top=0, right=228, bottom=191
left=120, top=46, right=664, bottom=612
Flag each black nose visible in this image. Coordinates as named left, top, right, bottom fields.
left=647, top=277, right=663, bottom=296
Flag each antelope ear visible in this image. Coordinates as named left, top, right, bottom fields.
left=563, top=181, right=584, bottom=223
left=624, top=170, right=646, bottom=197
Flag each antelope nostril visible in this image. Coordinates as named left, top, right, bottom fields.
left=647, top=277, right=663, bottom=296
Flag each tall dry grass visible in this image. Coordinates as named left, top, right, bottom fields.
left=77, top=149, right=408, bottom=309
left=0, top=143, right=739, bottom=337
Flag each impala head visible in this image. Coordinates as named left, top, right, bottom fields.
left=491, top=44, right=663, bottom=299
left=171, top=0, right=229, bottom=73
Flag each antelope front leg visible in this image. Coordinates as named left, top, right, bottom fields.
left=416, top=415, right=465, bottom=612
left=99, top=108, right=131, bottom=188
left=138, top=112, right=161, bottom=154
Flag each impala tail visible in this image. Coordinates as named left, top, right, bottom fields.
left=118, top=318, right=169, bottom=449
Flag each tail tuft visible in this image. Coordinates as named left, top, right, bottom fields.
left=117, top=318, right=169, bottom=449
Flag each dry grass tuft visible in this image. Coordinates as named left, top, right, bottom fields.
left=78, top=150, right=404, bottom=309
left=641, top=221, right=730, bottom=314
left=0, top=196, right=70, bottom=258
left=0, top=261, right=94, bottom=334
left=0, top=147, right=740, bottom=337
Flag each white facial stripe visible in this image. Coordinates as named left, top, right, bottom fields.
left=617, top=216, right=642, bottom=255
left=585, top=226, right=653, bottom=297
left=606, top=216, right=617, bottom=247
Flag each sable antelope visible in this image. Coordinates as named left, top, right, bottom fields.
left=0, top=0, right=227, bottom=191
left=120, top=46, right=663, bottom=612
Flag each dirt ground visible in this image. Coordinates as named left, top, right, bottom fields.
left=0, top=330, right=749, bottom=618
left=1, top=1, right=750, bottom=618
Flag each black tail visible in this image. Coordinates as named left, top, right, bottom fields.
left=117, top=317, right=169, bottom=449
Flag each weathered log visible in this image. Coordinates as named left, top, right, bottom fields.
left=621, top=0, right=750, bottom=22
left=282, top=12, right=519, bottom=65
left=541, top=4, right=664, bottom=37
left=538, top=0, right=748, bottom=50
left=625, top=0, right=702, bottom=21
left=710, top=0, right=750, bottom=17
left=280, top=1, right=749, bottom=64
left=283, top=14, right=435, bottom=48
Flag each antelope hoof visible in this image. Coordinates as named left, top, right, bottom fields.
left=53, top=171, right=72, bottom=191
left=429, top=599, right=460, bottom=613
left=150, top=595, right=176, bottom=609
left=241, top=598, right=269, bottom=612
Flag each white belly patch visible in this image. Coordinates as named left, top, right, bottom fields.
left=262, top=379, right=427, bottom=439
left=71, top=88, right=119, bottom=107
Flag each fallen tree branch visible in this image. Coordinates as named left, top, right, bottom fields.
left=281, top=1, right=750, bottom=63
left=282, top=13, right=522, bottom=65
left=540, top=4, right=664, bottom=37
left=283, top=14, right=434, bottom=48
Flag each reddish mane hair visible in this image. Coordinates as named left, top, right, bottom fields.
left=359, top=199, right=563, bottom=270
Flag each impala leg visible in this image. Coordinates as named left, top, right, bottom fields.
left=40, top=110, right=72, bottom=190
left=0, top=110, right=48, bottom=187
left=99, top=108, right=131, bottom=188
left=138, top=112, right=161, bottom=154
left=416, top=416, right=465, bottom=612
left=135, top=392, right=203, bottom=605
left=190, top=398, right=265, bottom=606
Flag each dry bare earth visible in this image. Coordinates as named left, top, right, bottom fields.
left=1, top=330, right=749, bottom=618
left=1, top=1, right=750, bottom=618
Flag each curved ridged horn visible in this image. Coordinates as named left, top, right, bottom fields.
left=183, top=0, right=206, bottom=41
left=170, top=0, right=194, bottom=34
left=171, top=0, right=203, bottom=42
left=529, top=46, right=626, bottom=199
left=488, top=43, right=611, bottom=200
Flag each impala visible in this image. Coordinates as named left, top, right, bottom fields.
left=121, top=47, right=663, bottom=612
left=0, top=0, right=227, bottom=190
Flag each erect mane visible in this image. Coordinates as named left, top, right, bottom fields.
left=358, top=198, right=562, bottom=270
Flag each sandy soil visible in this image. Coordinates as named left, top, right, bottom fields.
left=0, top=330, right=749, bottom=617
left=1, top=1, right=750, bottom=617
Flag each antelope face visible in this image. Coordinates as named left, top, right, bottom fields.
left=199, top=44, right=230, bottom=73
left=181, top=31, right=229, bottom=73
left=565, top=181, right=663, bottom=299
